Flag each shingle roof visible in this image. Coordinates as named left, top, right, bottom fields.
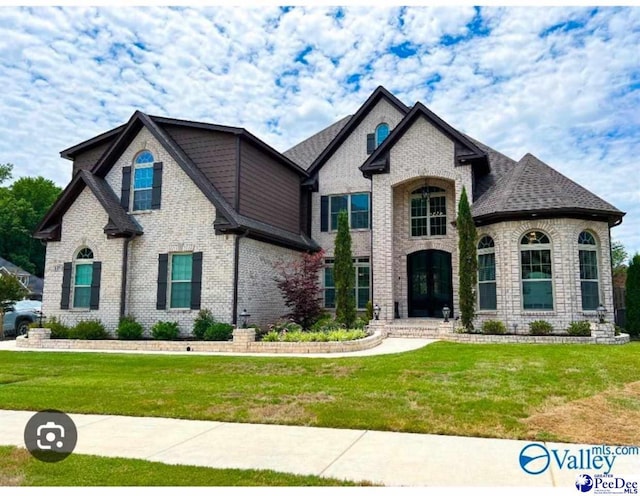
left=0, top=256, right=44, bottom=296
left=283, top=115, right=352, bottom=170
left=471, top=152, right=623, bottom=223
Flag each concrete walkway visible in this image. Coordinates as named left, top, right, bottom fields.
left=1, top=409, right=638, bottom=486
left=0, top=336, right=435, bottom=358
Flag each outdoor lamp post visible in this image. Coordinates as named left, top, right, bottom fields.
left=442, top=306, right=450, bottom=323
left=373, top=304, right=381, bottom=321
left=596, top=304, right=606, bottom=324
left=239, top=309, right=251, bottom=329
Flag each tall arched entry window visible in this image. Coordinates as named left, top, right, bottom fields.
left=410, top=186, right=446, bottom=237
left=477, top=236, right=496, bottom=310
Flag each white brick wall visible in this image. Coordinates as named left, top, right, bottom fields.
left=475, top=218, right=614, bottom=332
left=312, top=98, right=405, bottom=258
left=371, top=116, right=473, bottom=320
left=44, top=127, right=236, bottom=336
left=237, top=237, right=301, bottom=329
left=42, top=188, right=124, bottom=330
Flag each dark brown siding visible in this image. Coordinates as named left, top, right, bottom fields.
left=239, top=140, right=301, bottom=234
left=72, top=140, right=114, bottom=175
left=163, top=125, right=237, bottom=206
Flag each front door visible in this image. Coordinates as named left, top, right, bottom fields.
left=407, top=250, right=453, bottom=318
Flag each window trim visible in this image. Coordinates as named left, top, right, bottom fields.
left=131, top=150, right=155, bottom=212
left=169, top=252, right=193, bottom=309
left=327, top=192, right=370, bottom=232
left=72, top=247, right=94, bottom=310
left=323, top=257, right=371, bottom=310
left=409, top=187, right=447, bottom=238
left=578, top=230, right=601, bottom=311
left=477, top=235, right=497, bottom=311
left=519, top=230, right=554, bottom=311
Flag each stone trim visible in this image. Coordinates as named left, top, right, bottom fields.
left=17, top=328, right=384, bottom=354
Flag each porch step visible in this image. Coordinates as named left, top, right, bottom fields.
left=370, top=319, right=455, bottom=338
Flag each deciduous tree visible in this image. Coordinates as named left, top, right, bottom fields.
left=0, top=273, right=28, bottom=339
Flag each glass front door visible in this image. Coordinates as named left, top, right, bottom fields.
left=407, top=250, right=453, bottom=318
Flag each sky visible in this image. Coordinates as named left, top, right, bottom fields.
left=1, top=6, right=639, bottom=256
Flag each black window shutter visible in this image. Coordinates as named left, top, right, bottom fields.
left=191, top=252, right=203, bottom=310
left=157, top=253, right=168, bottom=310
left=320, top=196, right=329, bottom=232
left=151, top=162, right=163, bottom=210
left=366, top=133, right=375, bottom=155
left=61, top=262, right=72, bottom=310
left=90, top=262, right=102, bottom=310
left=121, top=167, right=131, bottom=210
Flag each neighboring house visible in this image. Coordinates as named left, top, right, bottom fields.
left=35, top=86, right=624, bottom=333
left=0, top=257, right=44, bottom=301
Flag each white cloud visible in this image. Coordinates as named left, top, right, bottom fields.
left=0, top=6, right=638, bottom=254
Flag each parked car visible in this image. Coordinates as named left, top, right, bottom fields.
left=2, top=300, right=42, bottom=336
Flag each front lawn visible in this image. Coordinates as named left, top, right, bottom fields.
left=0, top=342, right=638, bottom=444
left=0, top=446, right=361, bottom=486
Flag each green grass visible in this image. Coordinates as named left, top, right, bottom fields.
left=0, top=342, right=639, bottom=441
left=0, top=446, right=360, bottom=486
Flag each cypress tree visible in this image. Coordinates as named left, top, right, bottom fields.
left=334, top=210, right=356, bottom=328
left=625, top=253, right=640, bottom=337
left=457, top=186, right=477, bottom=331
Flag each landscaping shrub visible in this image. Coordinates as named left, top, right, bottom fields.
left=309, top=316, right=341, bottom=333
left=151, top=321, right=180, bottom=340
left=203, top=322, right=233, bottom=341
left=42, top=317, right=70, bottom=339
left=481, top=320, right=507, bottom=335
left=529, top=320, right=553, bottom=336
left=270, top=320, right=303, bottom=333
left=567, top=321, right=591, bottom=337
left=615, top=325, right=624, bottom=336
left=69, top=320, right=109, bottom=340
left=365, top=300, right=374, bottom=321
left=261, top=331, right=279, bottom=342
left=353, top=316, right=369, bottom=330
left=193, top=309, right=216, bottom=340
left=116, top=315, right=144, bottom=340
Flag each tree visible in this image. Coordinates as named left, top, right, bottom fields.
left=0, top=172, right=62, bottom=277
left=625, top=253, right=640, bottom=337
left=0, top=163, right=12, bottom=184
left=457, top=186, right=477, bottom=331
left=334, top=210, right=356, bottom=328
left=611, top=240, right=628, bottom=278
left=0, top=273, right=28, bottom=339
left=274, top=250, right=325, bottom=329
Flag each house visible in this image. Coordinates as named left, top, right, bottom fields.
left=0, top=256, right=44, bottom=301
left=35, top=86, right=624, bottom=333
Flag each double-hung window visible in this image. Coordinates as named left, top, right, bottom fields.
left=326, top=193, right=370, bottom=231
left=170, top=253, right=193, bottom=309
left=73, top=248, right=94, bottom=309
left=324, top=257, right=371, bottom=310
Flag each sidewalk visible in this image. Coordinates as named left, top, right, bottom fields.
left=2, top=409, right=637, bottom=486
left=0, top=336, right=434, bottom=358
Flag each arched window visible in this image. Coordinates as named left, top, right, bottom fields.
left=478, top=236, right=496, bottom=310
left=132, top=150, right=154, bottom=211
left=375, top=123, right=390, bottom=147
left=410, top=186, right=446, bottom=237
left=73, top=248, right=94, bottom=308
left=578, top=231, right=599, bottom=310
left=520, top=231, right=553, bottom=310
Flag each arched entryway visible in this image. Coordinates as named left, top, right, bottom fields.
left=407, top=250, right=453, bottom=317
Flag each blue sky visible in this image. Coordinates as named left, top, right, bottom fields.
left=1, top=6, right=639, bottom=256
